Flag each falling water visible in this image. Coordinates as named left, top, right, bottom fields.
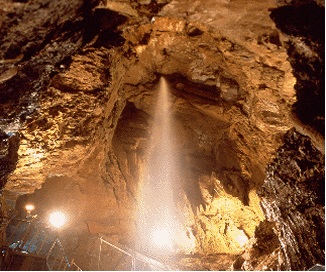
left=137, top=77, right=185, bottom=256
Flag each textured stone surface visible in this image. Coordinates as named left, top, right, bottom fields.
left=0, top=0, right=324, bottom=270
left=236, top=128, right=325, bottom=270
left=260, top=129, right=324, bottom=270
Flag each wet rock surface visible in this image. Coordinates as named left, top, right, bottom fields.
left=260, top=128, right=324, bottom=270
left=235, top=128, right=325, bottom=270
left=0, top=0, right=324, bottom=270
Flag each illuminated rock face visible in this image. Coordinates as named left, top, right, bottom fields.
left=0, top=0, right=324, bottom=270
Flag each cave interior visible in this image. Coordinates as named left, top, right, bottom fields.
left=0, top=0, right=324, bottom=271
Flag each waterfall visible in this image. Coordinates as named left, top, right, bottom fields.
left=136, top=77, right=196, bottom=257
left=136, top=77, right=179, bottom=255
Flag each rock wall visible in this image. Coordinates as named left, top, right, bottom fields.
left=235, top=128, right=325, bottom=270
left=233, top=1, right=325, bottom=270
left=261, top=128, right=324, bottom=270
left=0, top=0, right=100, bottom=190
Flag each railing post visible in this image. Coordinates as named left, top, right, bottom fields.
left=55, top=238, right=70, bottom=269
left=98, top=236, right=103, bottom=271
left=131, top=254, right=136, bottom=271
left=46, top=240, right=57, bottom=270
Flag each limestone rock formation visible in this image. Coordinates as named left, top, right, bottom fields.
left=0, top=0, right=324, bottom=270
left=235, top=128, right=325, bottom=270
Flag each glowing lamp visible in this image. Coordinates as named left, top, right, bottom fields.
left=25, top=204, right=35, bottom=216
left=49, top=211, right=67, bottom=228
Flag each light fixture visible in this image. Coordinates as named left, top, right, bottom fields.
left=49, top=211, right=67, bottom=229
left=25, top=204, right=35, bottom=216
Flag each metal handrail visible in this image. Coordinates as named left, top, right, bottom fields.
left=46, top=238, right=72, bottom=271
left=0, top=215, right=82, bottom=271
left=46, top=240, right=58, bottom=270
left=70, top=259, right=83, bottom=271
left=98, top=236, right=171, bottom=271
left=99, top=237, right=136, bottom=270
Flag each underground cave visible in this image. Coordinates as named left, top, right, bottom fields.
left=0, top=0, right=324, bottom=270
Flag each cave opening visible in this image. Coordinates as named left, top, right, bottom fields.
left=112, top=75, right=266, bottom=268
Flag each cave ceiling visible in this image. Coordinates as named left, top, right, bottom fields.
left=0, top=0, right=324, bottom=270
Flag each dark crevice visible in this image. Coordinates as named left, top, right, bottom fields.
left=80, top=0, right=101, bottom=44
left=270, top=2, right=325, bottom=42
left=0, top=131, right=20, bottom=190
left=82, top=7, right=128, bottom=47
left=270, top=2, right=325, bottom=135
left=93, top=30, right=126, bottom=48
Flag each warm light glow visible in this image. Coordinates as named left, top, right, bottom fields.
left=175, top=227, right=197, bottom=254
left=236, top=233, right=249, bottom=247
left=49, top=211, right=67, bottom=228
left=151, top=227, right=173, bottom=250
left=25, top=204, right=35, bottom=212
